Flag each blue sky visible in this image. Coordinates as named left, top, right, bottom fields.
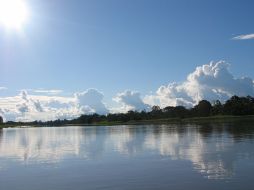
left=0, top=0, right=254, bottom=121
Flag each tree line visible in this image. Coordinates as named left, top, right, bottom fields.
left=2, top=95, right=254, bottom=126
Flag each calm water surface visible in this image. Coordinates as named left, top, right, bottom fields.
left=0, top=123, right=254, bottom=190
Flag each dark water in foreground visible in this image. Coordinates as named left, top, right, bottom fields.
left=0, top=123, right=254, bottom=190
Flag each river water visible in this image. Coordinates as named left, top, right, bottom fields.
left=0, top=123, right=254, bottom=189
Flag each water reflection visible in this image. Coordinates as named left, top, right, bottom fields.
left=0, top=123, right=254, bottom=180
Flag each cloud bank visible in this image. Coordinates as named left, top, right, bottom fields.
left=113, top=90, right=151, bottom=112
left=145, top=61, right=254, bottom=108
left=0, top=61, right=254, bottom=121
left=75, top=89, right=109, bottom=115
left=0, top=89, right=108, bottom=122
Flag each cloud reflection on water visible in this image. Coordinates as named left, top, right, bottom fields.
left=0, top=123, right=254, bottom=179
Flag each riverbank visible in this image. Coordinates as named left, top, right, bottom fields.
left=86, top=115, right=254, bottom=126
left=1, top=115, right=254, bottom=128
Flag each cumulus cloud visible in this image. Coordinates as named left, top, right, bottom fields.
left=145, top=61, right=254, bottom=108
left=232, top=33, right=254, bottom=40
left=113, top=90, right=151, bottom=112
left=0, top=88, right=112, bottom=121
left=0, top=91, right=77, bottom=122
left=75, top=89, right=109, bottom=115
left=33, top=100, right=44, bottom=112
left=16, top=103, right=29, bottom=113
left=45, top=99, right=72, bottom=109
left=16, top=90, right=44, bottom=113
left=0, top=61, right=253, bottom=121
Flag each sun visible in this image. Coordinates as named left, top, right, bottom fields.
left=0, top=0, right=29, bottom=30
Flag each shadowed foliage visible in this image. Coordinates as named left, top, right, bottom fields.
left=0, top=116, right=3, bottom=124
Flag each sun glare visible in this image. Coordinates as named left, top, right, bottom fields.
left=0, top=0, right=29, bottom=30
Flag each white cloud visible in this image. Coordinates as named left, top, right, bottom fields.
left=145, top=61, right=254, bottom=108
left=16, top=90, right=44, bottom=113
left=232, top=33, right=254, bottom=40
left=113, top=90, right=151, bottom=112
left=75, top=89, right=109, bottom=115
left=45, top=99, right=73, bottom=109
left=0, top=87, right=7, bottom=91
left=16, top=103, right=29, bottom=113
left=33, top=100, right=44, bottom=112
left=0, top=61, right=253, bottom=121
left=31, top=89, right=63, bottom=95
left=0, top=89, right=107, bottom=122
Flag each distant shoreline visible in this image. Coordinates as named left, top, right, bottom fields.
left=1, top=115, right=254, bottom=129
left=67, top=115, right=254, bottom=126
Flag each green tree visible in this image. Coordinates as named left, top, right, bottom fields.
left=211, top=100, right=223, bottom=115
left=193, top=100, right=212, bottom=117
left=152, top=105, right=161, bottom=112
left=0, top=116, right=3, bottom=124
left=224, top=96, right=254, bottom=115
left=150, top=105, right=162, bottom=119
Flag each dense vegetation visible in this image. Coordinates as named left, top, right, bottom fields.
left=2, top=95, right=254, bottom=126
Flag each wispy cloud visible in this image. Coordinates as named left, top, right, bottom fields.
left=232, top=33, right=254, bottom=40
left=32, top=89, right=63, bottom=95
left=0, top=87, right=7, bottom=90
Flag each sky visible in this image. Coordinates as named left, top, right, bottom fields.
left=0, top=0, right=254, bottom=121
